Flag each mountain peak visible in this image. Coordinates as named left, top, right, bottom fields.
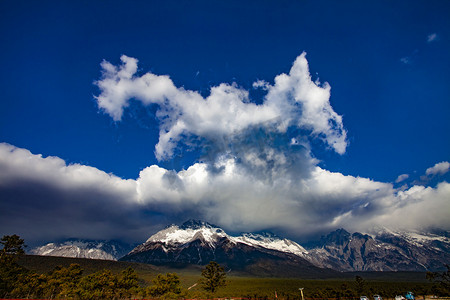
left=241, top=231, right=281, bottom=240
left=306, top=228, right=351, bottom=247
left=180, top=219, right=218, bottom=230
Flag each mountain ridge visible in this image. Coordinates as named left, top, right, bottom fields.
left=30, top=239, right=134, bottom=261
left=30, top=221, right=450, bottom=272
left=120, top=219, right=334, bottom=277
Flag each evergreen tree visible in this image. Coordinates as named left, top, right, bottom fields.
left=118, top=267, right=140, bottom=299
left=354, top=276, right=366, bottom=296
left=0, top=234, right=27, bottom=297
left=148, top=272, right=182, bottom=298
left=427, top=265, right=450, bottom=296
left=77, top=269, right=119, bottom=299
left=0, top=235, right=25, bottom=258
left=10, top=272, right=47, bottom=299
left=199, top=261, right=227, bottom=294
left=42, top=264, right=83, bottom=299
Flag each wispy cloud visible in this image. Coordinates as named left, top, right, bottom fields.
left=395, top=174, right=409, bottom=183
left=401, top=32, right=438, bottom=65
left=400, top=50, right=419, bottom=65
left=427, top=33, right=439, bottom=43
left=400, top=57, right=412, bottom=65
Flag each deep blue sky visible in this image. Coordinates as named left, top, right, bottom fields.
left=1, top=0, right=448, bottom=182
left=1, top=1, right=449, bottom=244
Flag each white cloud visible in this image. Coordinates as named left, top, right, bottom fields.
left=395, top=174, right=409, bottom=183
left=0, top=143, right=136, bottom=197
left=378, top=182, right=450, bottom=232
left=427, top=33, right=438, bottom=43
left=95, top=52, right=347, bottom=160
left=2, top=143, right=449, bottom=244
left=252, top=79, right=270, bottom=90
left=265, top=53, right=347, bottom=154
left=0, top=143, right=142, bottom=243
left=426, top=161, right=450, bottom=176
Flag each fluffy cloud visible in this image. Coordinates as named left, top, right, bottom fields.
left=1, top=143, right=449, bottom=245
left=426, top=161, right=450, bottom=176
left=377, top=182, right=450, bottom=232
left=96, top=52, right=347, bottom=160
left=0, top=143, right=146, bottom=244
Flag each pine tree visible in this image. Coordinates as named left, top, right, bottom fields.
left=199, top=261, right=227, bottom=294
left=147, top=272, right=182, bottom=297
left=0, top=235, right=27, bottom=297
left=354, top=275, right=366, bottom=296
left=427, top=265, right=450, bottom=296
left=118, top=267, right=140, bottom=299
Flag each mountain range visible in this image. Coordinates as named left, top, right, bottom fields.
left=30, top=239, right=134, bottom=261
left=303, top=228, right=449, bottom=271
left=30, top=220, right=450, bottom=274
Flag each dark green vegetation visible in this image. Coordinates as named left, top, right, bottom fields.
left=147, top=273, right=182, bottom=298
left=0, top=235, right=26, bottom=295
left=199, top=261, right=227, bottom=294
left=15, top=256, right=448, bottom=299
left=426, top=265, right=450, bottom=296
left=2, top=235, right=449, bottom=299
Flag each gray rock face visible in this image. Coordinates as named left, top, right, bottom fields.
left=303, top=228, right=450, bottom=271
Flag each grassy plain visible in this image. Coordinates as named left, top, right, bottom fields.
left=18, top=255, right=433, bottom=299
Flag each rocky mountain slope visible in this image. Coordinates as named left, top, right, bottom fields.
left=303, top=228, right=450, bottom=271
left=125, top=220, right=449, bottom=272
left=30, top=239, right=133, bottom=261
left=120, top=220, right=335, bottom=277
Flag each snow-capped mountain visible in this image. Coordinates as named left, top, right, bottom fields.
left=235, top=232, right=308, bottom=258
left=141, top=220, right=229, bottom=246
left=31, top=221, right=449, bottom=273
left=30, top=239, right=133, bottom=261
left=138, top=220, right=308, bottom=258
left=121, top=220, right=335, bottom=277
left=122, top=220, right=450, bottom=273
left=302, top=228, right=450, bottom=271
left=374, top=228, right=450, bottom=271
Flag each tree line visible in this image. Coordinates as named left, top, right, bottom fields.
left=0, top=235, right=227, bottom=299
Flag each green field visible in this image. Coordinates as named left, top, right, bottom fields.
left=15, top=255, right=436, bottom=299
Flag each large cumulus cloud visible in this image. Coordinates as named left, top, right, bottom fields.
left=95, top=52, right=347, bottom=160
left=0, top=144, right=151, bottom=244
left=1, top=143, right=449, bottom=245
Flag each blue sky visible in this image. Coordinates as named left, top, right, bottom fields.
left=0, top=0, right=449, bottom=245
